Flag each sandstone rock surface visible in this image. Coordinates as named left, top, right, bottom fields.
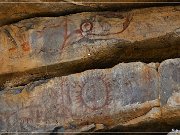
left=0, top=58, right=179, bottom=132
left=0, top=2, right=179, bottom=133
left=0, top=6, right=179, bottom=88
left=0, top=0, right=179, bottom=27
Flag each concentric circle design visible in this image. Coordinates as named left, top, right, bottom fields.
left=77, top=75, right=111, bottom=110
left=80, top=21, right=93, bottom=32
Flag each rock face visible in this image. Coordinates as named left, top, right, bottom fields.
left=0, top=6, right=180, bottom=88
left=0, top=58, right=179, bottom=132
left=0, top=0, right=179, bottom=27
left=0, top=2, right=179, bottom=133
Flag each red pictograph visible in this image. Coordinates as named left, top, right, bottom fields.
left=75, top=73, right=112, bottom=111
left=60, top=17, right=83, bottom=52
left=53, top=78, right=73, bottom=123
left=80, top=20, right=93, bottom=32
left=31, top=13, right=133, bottom=56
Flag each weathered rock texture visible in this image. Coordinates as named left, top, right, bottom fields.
left=0, top=2, right=180, bottom=133
left=0, top=0, right=179, bottom=27
left=0, top=6, right=180, bottom=88
left=0, top=58, right=179, bottom=132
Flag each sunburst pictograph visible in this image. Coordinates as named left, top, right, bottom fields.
left=75, top=72, right=112, bottom=111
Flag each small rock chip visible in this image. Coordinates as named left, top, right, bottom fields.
left=80, top=124, right=95, bottom=132
left=167, top=129, right=180, bottom=135
left=95, top=124, right=105, bottom=130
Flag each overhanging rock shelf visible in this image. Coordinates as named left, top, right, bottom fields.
left=0, top=5, right=179, bottom=133
left=0, top=6, right=179, bottom=88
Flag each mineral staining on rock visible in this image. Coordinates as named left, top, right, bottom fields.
left=0, top=11, right=133, bottom=74
left=1, top=1, right=178, bottom=27
left=0, top=6, right=180, bottom=75
left=159, top=59, right=180, bottom=106
left=0, top=3, right=180, bottom=133
left=0, top=58, right=179, bottom=132
left=0, top=6, right=179, bottom=90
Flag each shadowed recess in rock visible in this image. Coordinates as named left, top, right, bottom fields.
left=0, top=6, right=179, bottom=89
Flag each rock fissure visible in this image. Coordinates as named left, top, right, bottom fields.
left=0, top=3, right=179, bottom=134
left=0, top=3, right=179, bottom=27
left=1, top=58, right=179, bottom=133
left=0, top=33, right=179, bottom=89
